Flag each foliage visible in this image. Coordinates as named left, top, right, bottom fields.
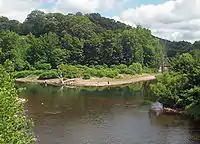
left=34, top=62, right=52, bottom=70
left=38, top=70, right=58, bottom=80
left=142, top=67, right=157, bottom=74
left=170, top=53, right=195, bottom=74
left=150, top=72, right=188, bottom=108
left=13, top=71, right=36, bottom=78
left=57, top=64, right=80, bottom=79
left=150, top=53, right=200, bottom=120
left=129, top=63, right=143, bottom=74
left=13, top=70, right=44, bottom=78
left=83, top=73, right=91, bottom=80
left=158, top=38, right=193, bottom=58
left=0, top=65, right=35, bottom=143
left=0, top=10, right=165, bottom=70
left=12, top=62, right=146, bottom=80
left=3, top=59, right=15, bottom=73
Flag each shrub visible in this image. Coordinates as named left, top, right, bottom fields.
left=13, top=71, right=34, bottom=78
left=83, top=73, right=91, bottom=80
left=96, top=70, right=105, bottom=78
left=114, top=75, right=123, bottom=79
left=129, top=62, right=143, bottom=74
left=115, top=64, right=134, bottom=74
left=13, top=70, right=45, bottom=78
left=0, top=65, right=35, bottom=143
left=75, top=64, right=88, bottom=70
left=32, top=70, right=45, bottom=75
left=95, top=65, right=103, bottom=70
left=117, top=64, right=127, bottom=70
left=142, top=67, right=157, bottom=73
left=58, top=64, right=80, bottom=79
left=38, top=71, right=58, bottom=80
left=34, top=62, right=52, bottom=70
left=3, top=59, right=14, bottom=73
left=105, top=70, right=118, bottom=78
left=110, top=65, right=117, bottom=69
left=103, top=64, right=108, bottom=68
left=119, top=68, right=133, bottom=74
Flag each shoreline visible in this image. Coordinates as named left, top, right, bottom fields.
left=163, top=108, right=185, bottom=115
left=15, top=74, right=157, bottom=87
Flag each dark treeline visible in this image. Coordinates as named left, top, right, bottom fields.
left=0, top=10, right=164, bottom=71
left=158, top=37, right=193, bottom=58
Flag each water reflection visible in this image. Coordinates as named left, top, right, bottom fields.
left=16, top=82, right=200, bottom=144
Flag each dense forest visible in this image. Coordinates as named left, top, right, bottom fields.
left=1, top=10, right=199, bottom=71
left=0, top=10, right=164, bottom=72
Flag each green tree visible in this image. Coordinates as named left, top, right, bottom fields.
left=83, top=34, right=102, bottom=65
left=151, top=53, right=200, bottom=119
left=3, top=59, right=14, bottom=72
left=170, top=53, right=195, bottom=74
left=22, top=10, right=45, bottom=36
left=0, top=65, right=35, bottom=143
left=0, top=10, right=166, bottom=71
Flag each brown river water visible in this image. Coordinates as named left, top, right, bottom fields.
left=17, top=82, right=200, bottom=144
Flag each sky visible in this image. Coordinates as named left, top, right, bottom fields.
left=0, top=0, right=200, bottom=42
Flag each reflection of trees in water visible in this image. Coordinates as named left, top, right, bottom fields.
left=21, top=81, right=153, bottom=98
left=79, top=82, right=146, bottom=98
left=21, top=81, right=154, bottom=118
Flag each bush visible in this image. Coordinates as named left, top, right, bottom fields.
left=13, top=70, right=45, bottom=78
left=95, top=65, right=103, bottom=70
left=117, top=64, right=127, bottom=70
left=129, top=62, right=143, bottom=74
left=96, top=70, right=105, bottom=78
left=0, top=65, right=35, bottom=143
left=110, top=65, right=117, bottom=69
left=32, top=70, right=45, bottom=75
left=13, top=70, right=34, bottom=78
left=34, top=62, right=52, bottom=70
left=150, top=72, right=189, bottom=108
left=38, top=71, right=58, bottom=80
left=105, top=70, right=118, bottom=78
left=75, top=64, right=88, bottom=70
left=142, top=67, right=157, bottom=73
left=119, top=68, right=133, bottom=74
left=83, top=73, right=91, bottom=80
left=103, top=64, right=108, bottom=68
left=3, top=59, right=14, bottom=73
left=58, top=64, right=80, bottom=79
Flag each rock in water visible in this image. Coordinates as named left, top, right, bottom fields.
left=149, top=102, right=164, bottom=116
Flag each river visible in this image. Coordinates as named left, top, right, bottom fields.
left=18, top=82, right=200, bottom=144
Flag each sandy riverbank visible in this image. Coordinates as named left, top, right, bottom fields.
left=15, top=74, right=157, bottom=87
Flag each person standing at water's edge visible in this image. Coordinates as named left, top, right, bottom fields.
left=44, top=80, right=47, bottom=86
